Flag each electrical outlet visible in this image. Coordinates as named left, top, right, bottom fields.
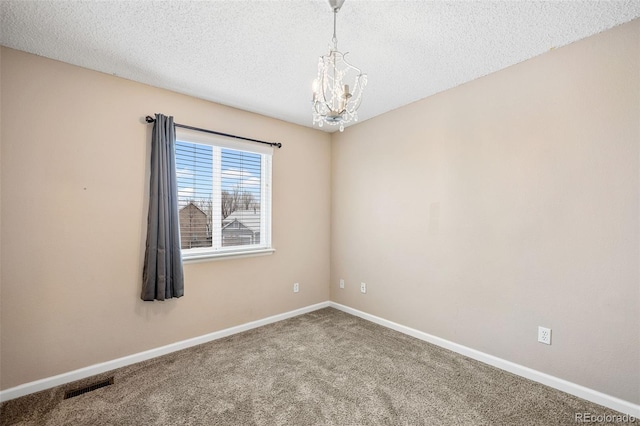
left=360, top=282, right=366, bottom=293
left=339, top=279, right=345, bottom=289
left=538, top=326, right=551, bottom=345
left=293, top=282, right=299, bottom=293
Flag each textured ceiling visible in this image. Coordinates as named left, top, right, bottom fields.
left=1, top=1, right=639, bottom=132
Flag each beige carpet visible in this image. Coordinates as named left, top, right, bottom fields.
left=0, top=308, right=625, bottom=425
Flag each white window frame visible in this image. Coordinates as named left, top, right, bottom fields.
left=175, top=127, right=274, bottom=263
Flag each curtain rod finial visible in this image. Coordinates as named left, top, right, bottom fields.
left=145, top=116, right=155, bottom=123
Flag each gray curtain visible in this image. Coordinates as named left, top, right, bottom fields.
left=142, top=113, right=184, bottom=301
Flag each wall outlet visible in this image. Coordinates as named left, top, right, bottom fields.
left=293, top=282, right=299, bottom=293
left=538, top=326, right=551, bottom=345
left=360, top=282, right=366, bottom=293
left=339, top=279, right=345, bottom=289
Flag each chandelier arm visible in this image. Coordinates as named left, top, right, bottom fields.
left=313, top=83, right=333, bottom=115
left=318, top=65, right=330, bottom=105
left=313, top=84, right=333, bottom=113
left=339, top=51, right=363, bottom=75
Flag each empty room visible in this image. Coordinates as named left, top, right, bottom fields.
left=0, top=1, right=638, bottom=424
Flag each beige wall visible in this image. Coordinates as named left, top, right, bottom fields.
left=331, top=20, right=639, bottom=404
left=0, top=47, right=331, bottom=390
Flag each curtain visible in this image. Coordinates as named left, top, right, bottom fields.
left=142, top=113, right=184, bottom=301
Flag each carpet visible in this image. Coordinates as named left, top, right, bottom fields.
left=0, top=308, right=625, bottom=425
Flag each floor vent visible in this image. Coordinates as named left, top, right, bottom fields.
left=64, top=377, right=114, bottom=399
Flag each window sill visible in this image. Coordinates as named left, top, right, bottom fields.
left=182, top=248, right=275, bottom=264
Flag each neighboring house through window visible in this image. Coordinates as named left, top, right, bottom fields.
left=175, top=127, right=273, bottom=260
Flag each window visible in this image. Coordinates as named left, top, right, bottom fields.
left=174, top=127, right=273, bottom=261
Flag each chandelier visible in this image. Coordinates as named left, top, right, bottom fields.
left=312, top=0, right=367, bottom=132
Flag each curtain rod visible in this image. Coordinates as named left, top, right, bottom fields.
left=144, top=116, right=282, bottom=149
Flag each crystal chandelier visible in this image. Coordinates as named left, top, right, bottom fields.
left=312, top=0, right=367, bottom=132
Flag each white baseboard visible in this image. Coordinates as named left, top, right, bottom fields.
left=329, top=302, right=640, bottom=418
left=3, top=300, right=638, bottom=418
left=0, top=301, right=331, bottom=403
